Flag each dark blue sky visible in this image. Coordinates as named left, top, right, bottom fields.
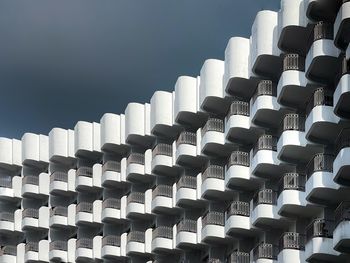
left=0, top=0, right=279, bottom=139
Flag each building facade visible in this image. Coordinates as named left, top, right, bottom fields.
left=1, top=0, right=350, bottom=262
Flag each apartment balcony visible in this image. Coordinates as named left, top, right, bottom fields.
left=226, top=100, right=260, bottom=145
left=75, top=202, right=96, bottom=226
left=152, top=226, right=174, bottom=252
left=334, top=0, right=350, bottom=49
left=334, top=129, right=350, bottom=185
left=75, top=166, right=98, bottom=192
left=0, top=212, right=15, bottom=233
left=225, top=201, right=252, bottom=237
left=48, top=128, right=75, bottom=165
left=25, top=242, right=45, bottom=263
left=0, top=246, right=17, bottom=263
left=102, top=198, right=125, bottom=223
left=225, top=151, right=258, bottom=191
left=278, top=232, right=305, bottom=263
left=151, top=185, right=174, bottom=214
left=152, top=143, right=178, bottom=176
left=251, top=189, right=281, bottom=228
left=277, top=54, right=310, bottom=109
left=306, top=0, right=342, bottom=22
left=201, top=165, right=225, bottom=199
left=22, top=174, right=49, bottom=199
left=334, top=202, right=350, bottom=253
left=252, top=243, right=278, bottom=263
left=334, top=57, right=350, bottom=118
left=102, top=160, right=127, bottom=188
left=176, top=219, right=198, bottom=248
left=305, top=88, right=340, bottom=144
left=21, top=133, right=49, bottom=169
left=102, top=235, right=125, bottom=259
left=74, top=121, right=102, bottom=161
left=201, top=211, right=225, bottom=243
left=22, top=207, right=49, bottom=231
left=75, top=238, right=93, bottom=262
left=227, top=251, right=250, bottom=263
left=251, top=80, right=281, bottom=129
left=201, top=118, right=228, bottom=157
left=175, top=175, right=198, bottom=207
left=126, top=231, right=147, bottom=256
left=0, top=175, right=21, bottom=201
left=305, top=219, right=340, bottom=262
left=49, top=241, right=68, bottom=262
left=126, top=192, right=151, bottom=219
left=127, top=152, right=152, bottom=183
left=175, top=131, right=202, bottom=167
left=305, top=22, right=341, bottom=84
left=49, top=206, right=74, bottom=229
left=50, top=171, right=74, bottom=196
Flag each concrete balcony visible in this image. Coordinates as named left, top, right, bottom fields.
left=175, top=219, right=198, bottom=248
left=126, top=191, right=152, bottom=220
left=334, top=128, right=350, bottom=186
left=101, top=235, right=126, bottom=260
left=0, top=212, right=15, bottom=234
left=22, top=207, right=49, bottom=231
left=175, top=131, right=202, bottom=168
left=151, top=185, right=174, bottom=214
left=201, top=165, right=225, bottom=199
left=201, top=211, right=225, bottom=243
left=152, top=143, right=178, bottom=176
left=75, top=201, right=102, bottom=226
left=252, top=243, right=278, bottom=263
left=48, top=128, right=75, bottom=165
left=75, top=238, right=94, bottom=262
left=49, top=170, right=75, bottom=196
left=49, top=241, right=68, bottom=262
left=0, top=246, right=17, bottom=263
left=126, top=152, right=152, bottom=183
left=101, top=198, right=125, bottom=223
left=49, top=206, right=75, bottom=229
left=175, top=175, right=199, bottom=207
left=0, top=175, right=21, bottom=201
left=101, top=160, right=127, bottom=188
left=334, top=0, right=350, bottom=49
left=25, top=241, right=49, bottom=263
left=126, top=230, right=150, bottom=256
left=278, top=232, right=305, bottom=263
left=225, top=201, right=252, bottom=237
left=75, top=166, right=100, bottom=192
left=21, top=133, right=49, bottom=169
left=334, top=70, right=350, bottom=118
left=22, top=173, right=49, bottom=199
left=306, top=0, right=342, bottom=22
left=74, top=121, right=102, bottom=161
left=334, top=202, right=350, bottom=253
left=151, top=226, right=174, bottom=253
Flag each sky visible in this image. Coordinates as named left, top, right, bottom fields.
left=0, top=0, right=280, bottom=139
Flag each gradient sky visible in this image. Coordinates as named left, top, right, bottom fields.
left=0, top=0, right=279, bottom=139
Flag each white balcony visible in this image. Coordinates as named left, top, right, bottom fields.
left=101, top=160, right=128, bottom=188
left=333, top=129, right=350, bottom=186
left=175, top=219, right=198, bottom=248
left=22, top=133, right=49, bottom=168
left=126, top=152, right=153, bottom=183
left=75, top=201, right=102, bottom=226
left=75, top=238, right=93, bottom=262
left=175, top=175, right=199, bottom=207
left=50, top=170, right=75, bottom=196
left=75, top=166, right=96, bottom=192
left=151, top=143, right=178, bottom=176
left=200, top=211, right=225, bottom=243
left=334, top=1, right=350, bottom=49
left=22, top=207, right=49, bottom=231
left=252, top=243, right=278, bottom=263
left=0, top=137, right=21, bottom=171
left=101, top=197, right=126, bottom=223
left=22, top=173, right=49, bottom=199
left=101, top=234, right=127, bottom=260
left=0, top=175, right=21, bottom=201
left=126, top=191, right=152, bottom=219
left=25, top=241, right=49, bottom=263
left=126, top=230, right=152, bottom=256
left=0, top=246, right=17, bottom=263
left=334, top=73, right=350, bottom=118
left=333, top=202, right=350, bottom=253
left=0, top=212, right=15, bottom=234
left=48, top=128, right=75, bottom=165
left=277, top=232, right=306, bottom=263
left=151, top=226, right=174, bottom=253
left=151, top=185, right=174, bottom=214
left=200, top=165, right=225, bottom=199
left=49, top=241, right=68, bottom=262
left=49, top=206, right=75, bottom=229
left=175, top=131, right=202, bottom=167
left=224, top=201, right=252, bottom=237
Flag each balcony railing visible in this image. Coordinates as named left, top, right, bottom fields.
left=227, top=252, right=250, bottom=263
left=0, top=176, right=12, bottom=188
left=50, top=206, right=68, bottom=217
left=279, top=232, right=305, bottom=251
left=50, top=171, right=68, bottom=183
left=127, top=231, right=145, bottom=243
left=306, top=88, right=333, bottom=117
left=152, top=143, right=173, bottom=158
left=306, top=219, right=335, bottom=241
left=335, top=201, right=350, bottom=227
left=127, top=153, right=145, bottom=165
left=102, top=161, right=121, bottom=173
left=335, top=128, right=350, bottom=154
left=252, top=243, right=278, bottom=260
left=22, top=175, right=39, bottom=186
left=282, top=114, right=305, bottom=132
left=306, top=153, right=334, bottom=179
left=202, top=165, right=224, bottom=181
left=25, top=242, right=39, bottom=252
left=153, top=226, right=173, bottom=239
left=76, top=167, right=93, bottom=178
left=0, top=246, right=17, bottom=256
left=278, top=173, right=306, bottom=194
left=201, top=118, right=224, bottom=137
left=226, top=201, right=250, bottom=217
left=176, top=131, right=196, bottom=147
left=283, top=54, right=305, bottom=72
left=253, top=189, right=277, bottom=208
left=253, top=135, right=277, bottom=156
left=76, top=202, right=93, bottom=213
left=202, top=211, right=225, bottom=226
left=102, top=235, right=121, bottom=247
left=76, top=238, right=93, bottom=249
left=127, top=192, right=145, bottom=204
left=177, top=175, right=197, bottom=190
left=22, top=208, right=39, bottom=219
left=0, top=212, right=14, bottom=222
left=152, top=185, right=173, bottom=198
left=227, top=151, right=250, bottom=168
left=49, top=241, right=67, bottom=251
left=314, top=21, right=333, bottom=41
left=102, top=198, right=121, bottom=209
left=227, top=100, right=250, bottom=118
left=177, top=219, right=197, bottom=233
left=252, top=80, right=277, bottom=103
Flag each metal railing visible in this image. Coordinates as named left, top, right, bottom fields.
left=335, top=128, right=350, bottom=154
left=127, top=231, right=145, bottom=243
left=306, top=153, right=334, bottom=179
left=227, top=201, right=250, bottom=217
left=201, top=118, right=224, bottom=137
left=252, top=243, right=278, bottom=260
left=306, top=88, right=333, bottom=117
left=50, top=171, right=68, bottom=183
left=282, top=114, right=305, bottom=132
left=335, top=201, right=350, bottom=227
left=49, top=241, right=67, bottom=251
left=227, top=252, right=250, bottom=263
left=152, top=185, right=173, bottom=198
left=152, top=143, right=173, bottom=158
left=102, top=235, right=121, bottom=247
left=314, top=21, right=333, bottom=41
left=102, top=160, right=121, bottom=173
left=278, top=173, right=306, bottom=194
left=127, top=153, right=145, bottom=165
left=127, top=192, right=145, bottom=204
left=202, top=165, right=224, bottom=181
left=253, top=189, right=277, bottom=208
left=279, top=232, right=305, bottom=251
left=227, top=100, right=250, bottom=118
left=76, top=238, right=93, bottom=249
left=153, top=226, right=173, bottom=239
left=202, top=211, right=225, bottom=226
left=306, top=219, right=335, bottom=241
left=176, top=131, right=196, bottom=147
left=253, top=135, right=277, bottom=156
left=22, top=208, right=39, bottom=219
left=0, top=212, right=14, bottom=222
left=177, top=219, right=197, bottom=233
left=0, top=176, right=12, bottom=188
left=50, top=206, right=68, bottom=217
left=76, top=167, right=93, bottom=178
left=252, top=80, right=276, bottom=103
left=25, top=242, right=39, bottom=252
left=102, top=198, right=121, bottom=209
left=177, top=175, right=197, bottom=190
left=283, top=54, right=305, bottom=72
left=227, top=151, right=250, bottom=168
left=22, top=175, right=39, bottom=186
left=76, top=202, right=93, bottom=213
left=0, top=246, right=17, bottom=256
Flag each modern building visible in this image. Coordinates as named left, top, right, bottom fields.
left=1, top=0, right=350, bottom=262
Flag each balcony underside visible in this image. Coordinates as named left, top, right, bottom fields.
left=306, top=56, right=341, bottom=84
left=226, top=77, right=259, bottom=99
left=278, top=25, right=313, bottom=55
left=252, top=55, right=283, bottom=81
